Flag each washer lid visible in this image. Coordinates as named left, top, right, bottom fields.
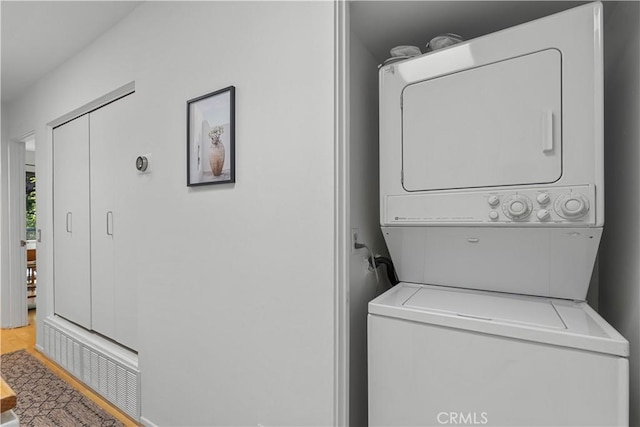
left=404, top=286, right=565, bottom=329
left=369, top=283, right=629, bottom=357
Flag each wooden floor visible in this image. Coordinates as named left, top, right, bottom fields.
left=1, top=309, right=138, bottom=426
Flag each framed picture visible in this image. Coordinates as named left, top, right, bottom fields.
left=187, top=86, right=235, bottom=186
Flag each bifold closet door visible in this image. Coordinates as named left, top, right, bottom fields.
left=53, top=115, right=92, bottom=329
left=90, top=94, right=138, bottom=351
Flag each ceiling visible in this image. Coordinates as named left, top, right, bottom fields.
left=1, top=1, right=142, bottom=104
left=350, top=1, right=597, bottom=63
left=0, top=1, right=620, bottom=104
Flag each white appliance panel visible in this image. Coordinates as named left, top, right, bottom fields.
left=385, top=185, right=596, bottom=225
left=382, top=226, right=602, bottom=300
left=402, top=49, right=562, bottom=192
left=368, top=314, right=628, bottom=427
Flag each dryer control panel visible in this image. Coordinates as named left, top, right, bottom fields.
left=384, top=185, right=597, bottom=226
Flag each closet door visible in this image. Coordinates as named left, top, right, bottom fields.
left=90, top=94, right=138, bottom=350
left=53, top=115, right=91, bottom=328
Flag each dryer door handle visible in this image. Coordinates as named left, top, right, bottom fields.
left=106, top=211, right=114, bottom=236
left=542, top=110, right=554, bottom=153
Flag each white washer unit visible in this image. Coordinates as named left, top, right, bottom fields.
left=369, top=3, right=629, bottom=426
left=369, top=284, right=628, bottom=426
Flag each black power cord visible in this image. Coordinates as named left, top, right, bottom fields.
left=371, top=256, right=399, bottom=287
left=355, top=242, right=398, bottom=287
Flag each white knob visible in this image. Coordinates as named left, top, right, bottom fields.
left=555, top=194, right=590, bottom=219
left=487, top=195, right=500, bottom=207
left=489, top=211, right=499, bottom=220
left=536, top=209, right=551, bottom=221
left=565, top=199, right=581, bottom=211
left=536, top=193, right=551, bottom=205
left=503, top=195, right=532, bottom=220
left=510, top=201, right=525, bottom=213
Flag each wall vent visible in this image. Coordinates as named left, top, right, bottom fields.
left=43, top=319, right=140, bottom=420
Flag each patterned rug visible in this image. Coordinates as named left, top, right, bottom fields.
left=1, top=350, right=123, bottom=427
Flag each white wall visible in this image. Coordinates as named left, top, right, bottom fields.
left=599, top=1, right=640, bottom=425
left=348, top=31, right=390, bottom=426
left=5, top=2, right=338, bottom=425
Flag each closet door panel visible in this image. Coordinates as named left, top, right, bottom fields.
left=89, top=109, right=116, bottom=340
left=53, top=115, right=92, bottom=328
left=90, top=94, right=138, bottom=350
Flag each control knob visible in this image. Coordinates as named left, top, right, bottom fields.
left=487, top=195, right=500, bottom=207
left=536, top=193, right=551, bottom=205
left=536, top=209, right=551, bottom=221
left=555, top=193, right=590, bottom=219
left=502, top=195, right=532, bottom=220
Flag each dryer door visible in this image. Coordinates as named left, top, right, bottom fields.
left=402, top=49, right=562, bottom=192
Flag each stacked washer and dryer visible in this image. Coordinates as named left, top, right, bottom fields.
left=368, top=3, right=629, bottom=426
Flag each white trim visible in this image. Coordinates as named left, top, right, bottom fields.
left=44, top=315, right=138, bottom=369
left=6, top=138, right=27, bottom=328
left=333, top=1, right=349, bottom=426
left=46, top=81, right=135, bottom=128
left=139, top=416, right=158, bottom=427
left=38, top=123, right=55, bottom=351
left=14, top=130, right=36, bottom=144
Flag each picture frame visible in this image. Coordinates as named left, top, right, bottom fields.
left=187, top=86, right=235, bottom=186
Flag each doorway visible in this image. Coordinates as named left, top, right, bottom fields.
left=0, top=132, right=34, bottom=328
left=25, top=134, right=37, bottom=310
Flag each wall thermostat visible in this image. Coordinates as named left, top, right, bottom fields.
left=136, top=155, right=149, bottom=172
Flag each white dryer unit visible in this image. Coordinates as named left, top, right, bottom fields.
left=370, top=3, right=629, bottom=426
left=378, top=2, right=605, bottom=300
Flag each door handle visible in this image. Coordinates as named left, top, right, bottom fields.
left=66, top=212, right=72, bottom=233
left=542, top=110, right=554, bottom=153
left=20, top=240, right=27, bottom=247
left=106, top=211, right=114, bottom=236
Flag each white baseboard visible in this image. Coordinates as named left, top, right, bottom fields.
left=140, top=416, right=158, bottom=427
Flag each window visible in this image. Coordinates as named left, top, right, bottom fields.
left=26, top=172, right=36, bottom=240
